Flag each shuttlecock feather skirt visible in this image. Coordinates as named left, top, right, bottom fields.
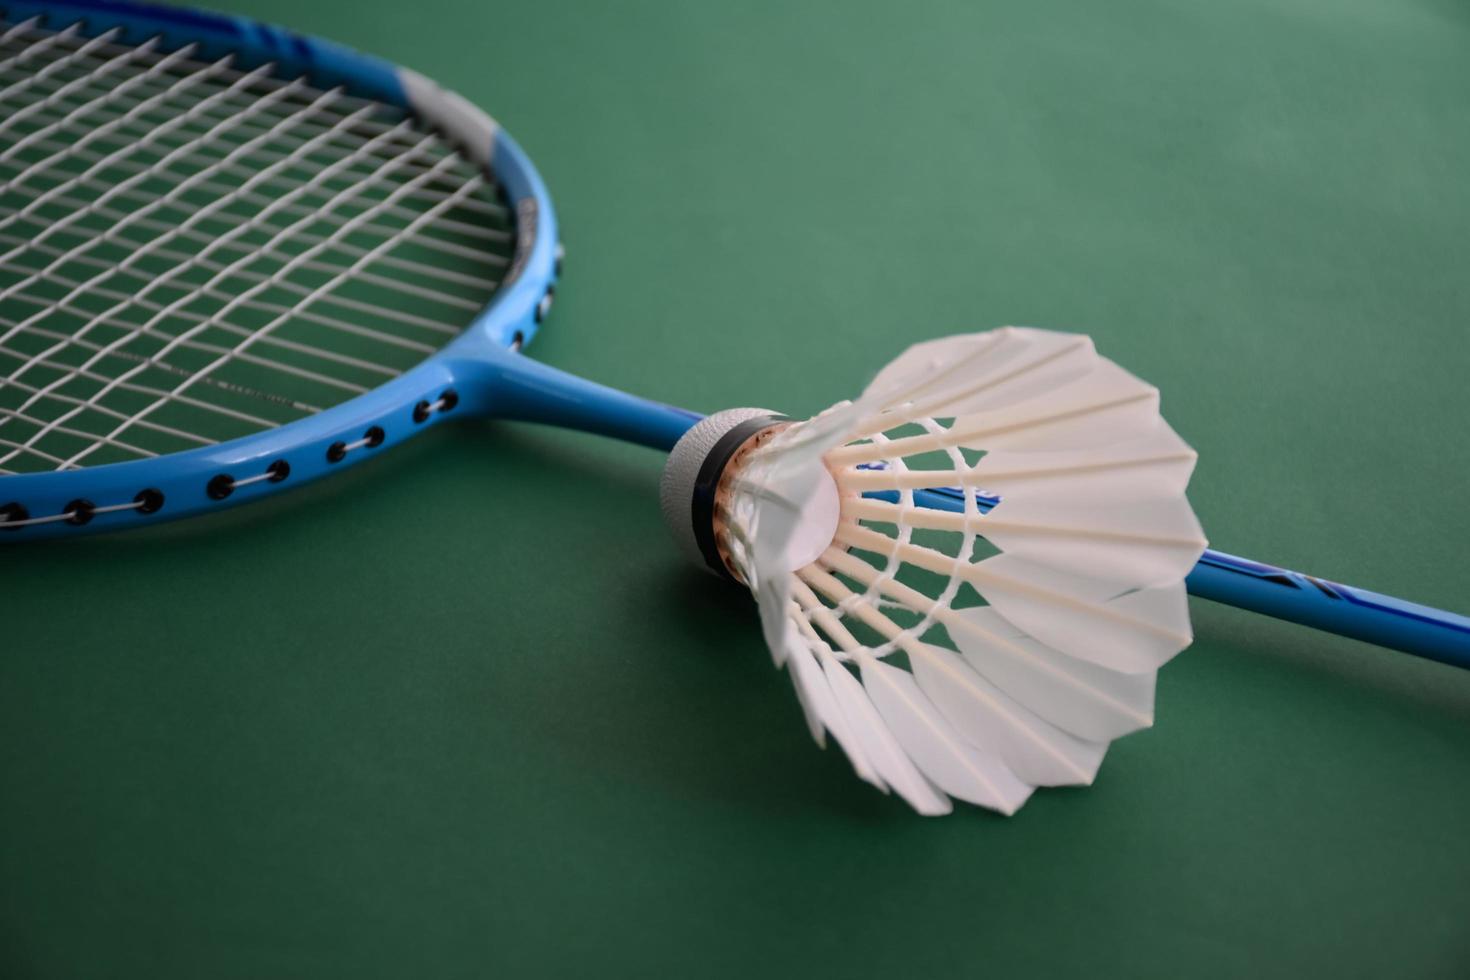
left=716, top=327, right=1207, bottom=816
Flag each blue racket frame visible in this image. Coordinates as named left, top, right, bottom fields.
left=0, top=0, right=686, bottom=536
left=2, top=0, right=1467, bottom=671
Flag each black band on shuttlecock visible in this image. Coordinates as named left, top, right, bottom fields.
left=691, top=413, right=787, bottom=581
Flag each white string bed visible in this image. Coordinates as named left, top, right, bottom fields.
left=0, top=15, right=512, bottom=474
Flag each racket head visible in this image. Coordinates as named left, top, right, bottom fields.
left=0, top=0, right=558, bottom=538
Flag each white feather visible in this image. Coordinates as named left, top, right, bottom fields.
left=977, top=494, right=1208, bottom=589
left=833, top=523, right=1191, bottom=673
left=860, top=657, right=1033, bottom=815
left=949, top=607, right=1156, bottom=741
left=836, top=424, right=1198, bottom=505
left=968, top=553, right=1194, bottom=673
left=755, top=576, right=793, bottom=667
left=907, top=641, right=1107, bottom=787
left=830, top=360, right=1163, bottom=469
left=861, top=327, right=1099, bottom=424
left=947, top=360, right=1163, bottom=452
left=861, top=332, right=1006, bottom=405
left=842, top=494, right=1207, bottom=591
left=780, top=621, right=888, bottom=792
left=779, top=620, right=835, bottom=745
left=782, top=585, right=954, bottom=812
left=969, top=426, right=1198, bottom=502
left=820, top=655, right=952, bottom=815
left=820, top=547, right=1156, bottom=742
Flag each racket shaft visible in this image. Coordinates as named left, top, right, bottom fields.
left=880, top=487, right=1470, bottom=670
left=476, top=349, right=698, bottom=451
left=1183, top=551, right=1470, bottom=671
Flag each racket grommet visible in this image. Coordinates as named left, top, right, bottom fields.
left=554, top=242, right=564, bottom=278
left=64, top=499, right=96, bottom=526
left=1, top=502, right=28, bottom=530
left=326, top=441, right=348, bottom=463
left=440, top=389, right=459, bottom=412
left=535, top=286, right=555, bottom=323
left=267, top=460, right=290, bottom=482
left=134, top=489, right=164, bottom=514
left=413, top=400, right=432, bottom=423
left=365, top=425, right=386, bottom=448
left=207, top=474, right=235, bottom=500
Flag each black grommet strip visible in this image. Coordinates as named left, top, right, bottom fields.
left=326, top=441, right=348, bottom=463
left=365, top=425, right=385, bottom=447
left=135, top=488, right=164, bottom=514
left=690, top=415, right=787, bottom=580
left=267, top=459, right=290, bottom=482
left=1, top=502, right=28, bottom=530
left=415, top=389, right=458, bottom=423
left=207, top=474, right=235, bottom=500
left=535, top=285, right=555, bottom=323
left=0, top=492, right=163, bottom=530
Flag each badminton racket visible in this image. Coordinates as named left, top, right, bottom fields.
left=1, top=0, right=1466, bottom=675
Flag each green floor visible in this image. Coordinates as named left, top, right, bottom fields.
left=2, top=0, right=1468, bottom=976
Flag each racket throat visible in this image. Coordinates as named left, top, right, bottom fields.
left=465, top=346, right=702, bottom=451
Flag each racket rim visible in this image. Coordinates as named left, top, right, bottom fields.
left=0, top=0, right=560, bottom=538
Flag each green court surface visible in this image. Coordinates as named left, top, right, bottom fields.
left=2, top=0, right=1468, bottom=976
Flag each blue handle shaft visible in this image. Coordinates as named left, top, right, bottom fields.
left=1183, top=550, right=1470, bottom=670
left=490, top=350, right=1470, bottom=670
left=904, top=487, right=1470, bottom=671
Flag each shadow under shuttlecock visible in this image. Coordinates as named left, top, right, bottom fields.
left=450, top=423, right=934, bottom=818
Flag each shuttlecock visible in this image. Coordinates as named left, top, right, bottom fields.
left=660, top=327, right=1207, bottom=815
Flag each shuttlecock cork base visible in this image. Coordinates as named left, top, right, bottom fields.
left=659, top=408, right=782, bottom=579
left=661, top=327, right=1207, bottom=816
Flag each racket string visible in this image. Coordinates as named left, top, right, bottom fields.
left=0, top=15, right=511, bottom=472
left=1, top=121, right=499, bottom=321
left=0, top=415, right=156, bottom=463
left=0, top=86, right=404, bottom=462
left=0, top=75, right=507, bottom=231
left=2, top=129, right=509, bottom=259
left=1, top=225, right=475, bottom=349
left=0, top=239, right=444, bottom=356
left=0, top=59, right=498, bottom=229
left=0, top=50, right=284, bottom=197
left=0, top=25, right=164, bottom=121
left=0, top=89, right=505, bottom=307
left=1, top=73, right=385, bottom=262
left=42, top=131, right=489, bottom=469
left=0, top=341, right=292, bottom=427
left=0, top=173, right=510, bottom=289
left=0, top=370, right=216, bottom=448
left=0, top=66, right=365, bottom=326
left=0, top=20, right=421, bottom=135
